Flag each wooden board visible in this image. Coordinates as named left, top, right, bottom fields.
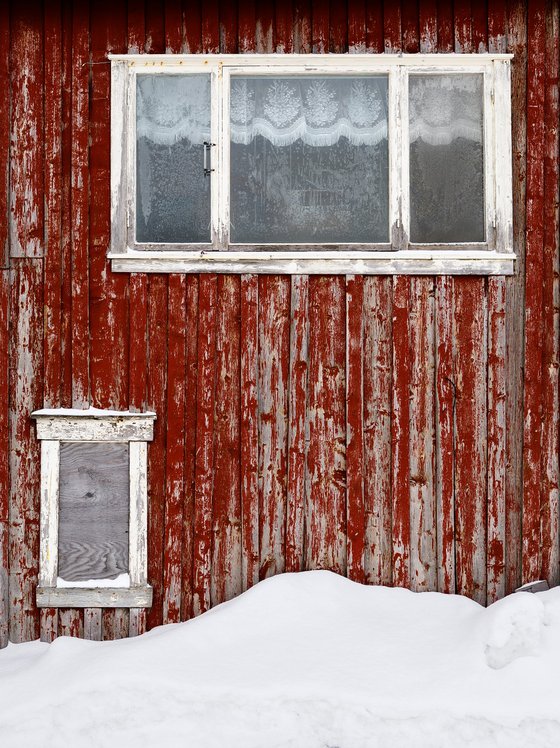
left=1, top=0, right=558, bottom=650
left=58, top=442, right=129, bottom=582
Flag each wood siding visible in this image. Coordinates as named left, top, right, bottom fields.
left=0, top=0, right=558, bottom=645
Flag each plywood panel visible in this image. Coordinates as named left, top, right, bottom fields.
left=58, top=442, right=129, bottom=582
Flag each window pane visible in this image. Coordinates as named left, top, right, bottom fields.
left=136, top=74, right=211, bottom=243
left=409, top=74, right=484, bottom=243
left=230, top=76, right=389, bottom=244
left=58, top=443, right=129, bottom=582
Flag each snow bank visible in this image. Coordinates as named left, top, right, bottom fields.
left=0, top=571, right=559, bottom=747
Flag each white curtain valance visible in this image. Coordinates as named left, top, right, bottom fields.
left=136, top=73, right=483, bottom=149
left=409, top=75, right=483, bottom=146
left=136, top=75, right=211, bottom=146
left=136, top=75, right=389, bottom=148
left=230, top=77, right=388, bottom=147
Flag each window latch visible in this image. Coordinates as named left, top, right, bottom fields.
left=203, top=141, right=215, bottom=177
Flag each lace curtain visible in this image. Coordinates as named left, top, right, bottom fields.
left=230, top=77, right=388, bottom=146
left=409, top=74, right=483, bottom=145
left=409, top=75, right=484, bottom=242
left=136, top=75, right=388, bottom=147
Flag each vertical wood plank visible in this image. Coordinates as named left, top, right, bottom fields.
left=453, top=0, right=489, bottom=607
left=522, top=0, right=546, bottom=584
left=312, top=0, right=329, bottom=52
left=275, top=0, right=293, bottom=52
left=240, top=275, right=259, bottom=588
left=0, top=2, right=8, bottom=268
left=41, top=0, right=63, bottom=643
left=435, top=277, right=456, bottom=593
left=293, top=0, right=311, bottom=53
left=211, top=276, right=242, bottom=604
left=0, top=270, right=9, bottom=647
left=127, top=1, right=148, bottom=637
left=146, top=275, right=168, bottom=629
left=504, top=0, right=527, bottom=594
left=391, top=277, right=411, bottom=588
left=59, top=0, right=73, bottom=411
left=348, top=0, right=367, bottom=52
left=89, top=0, right=129, bottom=640
left=306, top=276, right=346, bottom=574
left=165, top=0, right=184, bottom=52
left=9, top=261, right=43, bottom=642
left=286, top=276, right=309, bottom=574
left=329, top=0, right=347, bottom=52
left=192, top=274, right=217, bottom=616
left=539, top=0, right=559, bottom=588
left=163, top=275, right=186, bottom=623
left=453, top=279, right=488, bottom=604
left=181, top=276, right=199, bottom=620
left=258, top=277, right=290, bottom=579
left=363, top=278, right=393, bottom=586
left=346, top=275, right=365, bottom=584
left=486, top=0, right=508, bottom=605
left=70, top=0, right=90, bottom=409
left=409, top=278, right=437, bottom=592
left=9, top=0, right=44, bottom=259
left=487, top=277, right=507, bottom=602
left=238, top=0, right=256, bottom=52
left=184, top=0, right=202, bottom=53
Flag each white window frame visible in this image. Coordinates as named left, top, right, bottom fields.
left=108, top=53, right=514, bottom=275
left=32, top=409, right=156, bottom=608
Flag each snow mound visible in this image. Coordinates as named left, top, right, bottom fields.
left=484, top=592, right=544, bottom=669
left=0, top=570, right=559, bottom=748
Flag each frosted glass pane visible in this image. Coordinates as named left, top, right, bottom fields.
left=409, top=74, right=484, bottom=243
left=58, top=442, right=129, bottom=582
left=136, top=74, right=211, bottom=243
left=230, top=76, right=389, bottom=244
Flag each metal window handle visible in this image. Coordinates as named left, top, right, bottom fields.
left=203, top=141, right=215, bottom=176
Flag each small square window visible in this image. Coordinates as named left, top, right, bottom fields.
left=32, top=409, right=156, bottom=609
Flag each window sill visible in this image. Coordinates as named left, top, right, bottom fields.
left=109, top=249, right=515, bottom=276
left=36, top=585, right=153, bottom=608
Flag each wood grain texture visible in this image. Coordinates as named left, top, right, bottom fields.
left=9, top=261, right=43, bottom=642
left=539, top=0, right=560, bottom=588
left=258, top=276, right=290, bottom=579
left=0, top=270, right=9, bottom=647
left=58, top=442, right=129, bottom=582
left=522, top=0, right=546, bottom=584
left=2, top=0, right=559, bottom=650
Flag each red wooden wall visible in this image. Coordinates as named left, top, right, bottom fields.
left=0, top=0, right=558, bottom=646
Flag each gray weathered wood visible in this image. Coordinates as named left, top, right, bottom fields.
left=58, top=442, right=129, bottom=582
left=36, top=585, right=153, bottom=608
left=32, top=413, right=155, bottom=441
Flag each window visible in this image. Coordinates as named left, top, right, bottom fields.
left=32, top=409, right=155, bottom=608
left=109, top=54, right=513, bottom=275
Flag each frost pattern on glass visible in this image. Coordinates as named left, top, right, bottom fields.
left=136, top=74, right=211, bottom=243
left=230, top=76, right=389, bottom=244
left=409, top=75, right=485, bottom=243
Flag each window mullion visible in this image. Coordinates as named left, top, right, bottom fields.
left=389, top=65, right=406, bottom=251
left=211, top=64, right=223, bottom=248
left=399, top=65, right=410, bottom=250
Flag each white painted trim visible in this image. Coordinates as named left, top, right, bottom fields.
left=33, top=415, right=155, bottom=442
left=129, top=441, right=148, bottom=586
left=110, top=53, right=514, bottom=274
left=38, top=441, right=60, bottom=588
left=108, top=53, right=513, bottom=65
left=33, top=410, right=155, bottom=609
left=108, top=250, right=514, bottom=275
left=36, top=586, right=153, bottom=608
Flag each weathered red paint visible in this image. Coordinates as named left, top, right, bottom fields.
left=1, top=1, right=559, bottom=648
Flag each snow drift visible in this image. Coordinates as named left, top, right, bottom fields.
left=1, top=570, right=560, bottom=747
